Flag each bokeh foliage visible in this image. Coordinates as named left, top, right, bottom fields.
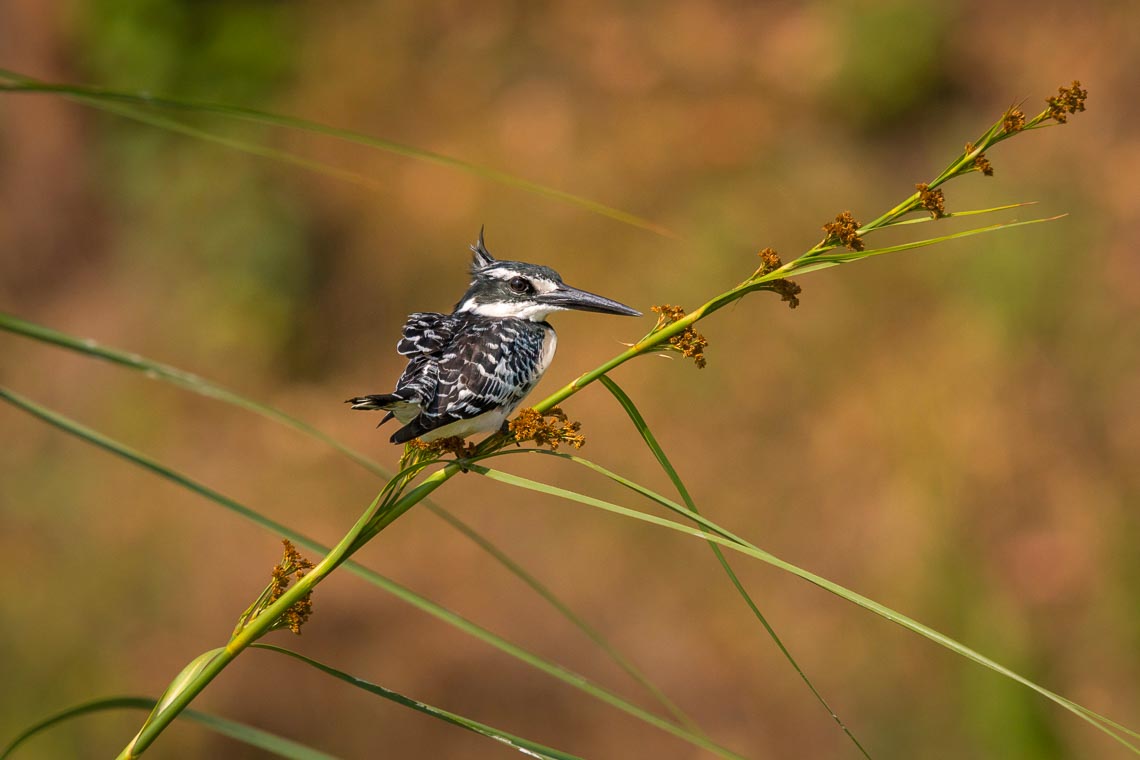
left=2, top=1, right=1138, bottom=758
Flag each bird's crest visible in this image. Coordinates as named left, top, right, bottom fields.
left=470, top=225, right=496, bottom=271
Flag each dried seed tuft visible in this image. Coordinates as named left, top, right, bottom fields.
left=916, top=183, right=946, bottom=219
left=651, top=304, right=709, bottom=368
left=1046, top=80, right=1088, bottom=123
left=822, top=211, right=864, bottom=252
left=509, top=407, right=586, bottom=450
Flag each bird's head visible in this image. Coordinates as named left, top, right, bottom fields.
left=454, top=227, right=641, bottom=321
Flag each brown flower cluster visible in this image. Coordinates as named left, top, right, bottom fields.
left=509, top=407, right=585, bottom=450
left=651, top=304, right=708, bottom=368
left=754, top=248, right=801, bottom=309
left=404, top=436, right=477, bottom=459
left=1002, top=107, right=1026, bottom=134
left=966, top=143, right=994, bottom=176
left=822, top=211, right=864, bottom=251
left=770, top=279, right=802, bottom=309
left=268, top=540, right=314, bottom=635
left=756, top=247, right=783, bottom=275
left=916, top=183, right=946, bottom=218
left=1046, top=80, right=1088, bottom=123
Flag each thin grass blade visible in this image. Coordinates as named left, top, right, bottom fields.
left=0, top=311, right=374, bottom=470
left=3, top=697, right=154, bottom=760
left=423, top=503, right=702, bottom=734
left=87, top=100, right=406, bottom=194
left=176, top=709, right=339, bottom=760
left=253, top=645, right=581, bottom=760
left=0, top=387, right=744, bottom=760
left=1, top=696, right=338, bottom=760
left=0, top=311, right=696, bottom=730
left=785, top=216, right=1064, bottom=278
left=471, top=461, right=1139, bottom=753
left=598, top=376, right=871, bottom=758
left=0, top=70, right=676, bottom=238
left=874, top=202, right=1039, bottom=230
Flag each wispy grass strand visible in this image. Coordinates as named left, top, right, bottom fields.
left=0, top=386, right=743, bottom=760
left=599, top=376, right=872, bottom=759
left=0, top=69, right=676, bottom=239
left=0, top=311, right=698, bottom=731
left=253, top=645, right=583, bottom=760
left=468, top=456, right=1138, bottom=754
left=0, top=696, right=337, bottom=760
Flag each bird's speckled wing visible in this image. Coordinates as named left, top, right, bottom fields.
left=391, top=312, right=459, bottom=406
left=397, top=312, right=457, bottom=356
left=420, top=318, right=550, bottom=429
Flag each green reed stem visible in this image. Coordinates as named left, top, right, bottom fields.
left=117, top=462, right=456, bottom=759
left=116, top=92, right=1082, bottom=756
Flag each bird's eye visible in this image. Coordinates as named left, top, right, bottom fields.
left=508, top=277, right=530, bottom=294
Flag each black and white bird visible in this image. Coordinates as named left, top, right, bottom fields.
left=347, top=229, right=641, bottom=444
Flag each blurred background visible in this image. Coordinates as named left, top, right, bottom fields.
left=2, top=0, right=1137, bottom=757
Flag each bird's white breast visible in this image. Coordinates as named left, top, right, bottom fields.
left=537, top=326, right=557, bottom=377
left=419, top=407, right=510, bottom=441
left=417, top=322, right=556, bottom=442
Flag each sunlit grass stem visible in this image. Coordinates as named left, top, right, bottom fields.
left=0, top=73, right=1107, bottom=755
left=0, top=310, right=700, bottom=731
left=117, top=92, right=1094, bottom=756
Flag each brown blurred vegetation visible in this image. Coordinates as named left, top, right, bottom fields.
left=2, top=0, right=1138, bottom=758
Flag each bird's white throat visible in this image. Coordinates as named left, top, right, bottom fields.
left=457, top=298, right=565, bottom=321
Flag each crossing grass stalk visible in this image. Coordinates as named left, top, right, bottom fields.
left=113, top=84, right=1102, bottom=758
left=2, top=75, right=1126, bottom=757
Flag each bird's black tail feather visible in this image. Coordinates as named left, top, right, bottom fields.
left=347, top=395, right=431, bottom=442
left=390, top=418, right=430, bottom=445
left=346, top=394, right=405, bottom=428
left=345, top=393, right=400, bottom=411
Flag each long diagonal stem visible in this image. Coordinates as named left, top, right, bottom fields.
left=116, top=101, right=1079, bottom=756
left=114, top=295, right=723, bottom=757
left=117, top=466, right=459, bottom=759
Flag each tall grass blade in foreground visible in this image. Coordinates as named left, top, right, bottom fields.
left=0, top=697, right=337, bottom=760
left=0, top=387, right=743, bottom=760
left=0, top=311, right=699, bottom=732
left=5, top=80, right=1130, bottom=756
left=599, top=376, right=871, bottom=759
left=466, top=454, right=1136, bottom=751
left=252, top=645, right=583, bottom=760
left=0, top=68, right=676, bottom=239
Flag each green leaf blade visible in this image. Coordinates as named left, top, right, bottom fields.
left=0, top=311, right=695, bottom=732
left=786, top=216, right=1066, bottom=277
left=598, top=376, right=871, bottom=759
left=253, top=645, right=583, bottom=760
left=0, top=386, right=743, bottom=760
left=0, top=70, right=676, bottom=239
left=471, top=459, right=1139, bottom=754
left=2, top=696, right=339, bottom=760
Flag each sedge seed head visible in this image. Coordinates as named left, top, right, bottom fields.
left=282, top=597, right=313, bottom=635
left=651, top=304, right=709, bottom=368
left=1002, top=107, right=1026, bottom=133
left=268, top=540, right=315, bottom=635
left=771, top=279, right=802, bottom=309
left=822, top=211, right=864, bottom=251
left=1046, top=80, right=1088, bottom=123
left=509, top=407, right=586, bottom=450
left=757, top=247, right=783, bottom=274
left=916, top=183, right=947, bottom=219
left=966, top=144, right=995, bottom=176
left=405, top=436, right=477, bottom=459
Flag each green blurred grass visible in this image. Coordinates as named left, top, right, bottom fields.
left=2, top=1, right=1138, bottom=757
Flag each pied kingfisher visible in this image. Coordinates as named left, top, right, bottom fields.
left=347, top=229, right=641, bottom=444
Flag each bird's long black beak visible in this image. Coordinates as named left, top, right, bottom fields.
left=544, top=284, right=641, bottom=316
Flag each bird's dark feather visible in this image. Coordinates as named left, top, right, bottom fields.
left=384, top=315, right=551, bottom=443
left=396, top=312, right=457, bottom=356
